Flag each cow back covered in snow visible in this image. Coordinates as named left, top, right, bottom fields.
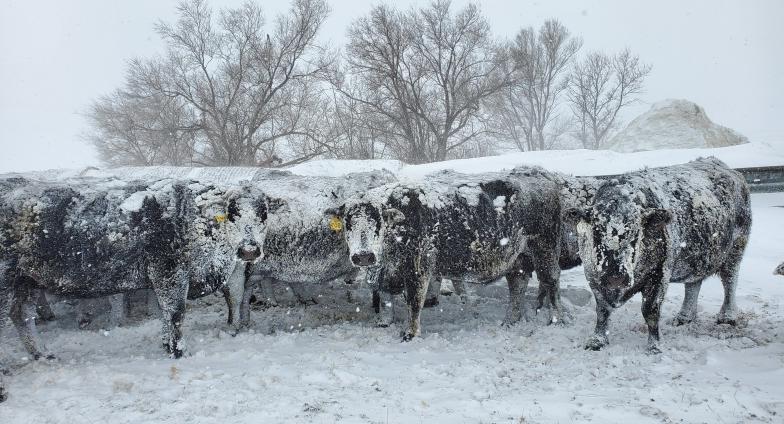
left=334, top=167, right=564, bottom=340
left=566, top=157, right=751, bottom=353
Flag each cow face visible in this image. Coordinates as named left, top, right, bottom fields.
left=565, top=188, right=671, bottom=307
left=194, top=185, right=268, bottom=265
left=328, top=201, right=404, bottom=268
left=774, top=262, right=784, bottom=276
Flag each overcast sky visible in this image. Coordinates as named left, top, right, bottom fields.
left=1, top=0, right=782, bottom=172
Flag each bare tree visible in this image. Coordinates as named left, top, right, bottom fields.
left=486, top=19, right=581, bottom=151
left=567, top=49, right=651, bottom=149
left=337, top=1, right=509, bottom=164
left=84, top=90, right=199, bottom=166
left=324, top=87, right=384, bottom=160
left=87, top=0, right=334, bottom=167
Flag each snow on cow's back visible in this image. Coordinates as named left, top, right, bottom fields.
left=250, top=169, right=397, bottom=226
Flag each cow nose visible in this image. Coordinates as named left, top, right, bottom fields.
left=237, top=241, right=262, bottom=262
left=351, top=252, right=376, bottom=267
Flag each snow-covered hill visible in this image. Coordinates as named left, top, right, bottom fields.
left=606, top=99, right=749, bottom=152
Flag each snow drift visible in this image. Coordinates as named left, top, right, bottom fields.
left=607, top=99, right=749, bottom=152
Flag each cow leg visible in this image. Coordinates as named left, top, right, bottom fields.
left=717, top=248, right=744, bottom=325
left=672, top=280, right=703, bottom=326
left=253, top=275, right=280, bottom=308
left=10, top=289, right=53, bottom=360
left=372, top=289, right=381, bottom=313
left=641, top=280, right=668, bottom=354
left=503, top=269, right=531, bottom=326
left=35, top=289, right=55, bottom=322
left=532, top=245, right=566, bottom=324
left=585, top=299, right=612, bottom=351
left=145, top=289, right=160, bottom=318
left=223, top=262, right=249, bottom=334
left=108, top=293, right=127, bottom=327
left=289, top=282, right=318, bottom=305
left=221, top=286, right=234, bottom=325
left=402, top=272, right=430, bottom=342
left=76, top=298, right=101, bottom=328
left=152, top=271, right=189, bottom=358
left=424, top=279, right=441, bottom=308
left=0, top=286, right=12, bottom=402
left=451, top=280, right=468, bottom=303
left=373, top=289, right=395, bottom=327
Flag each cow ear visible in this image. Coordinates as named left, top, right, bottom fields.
left=227, top=198, right=240, bottom=222
left=564, top=207, right=591, bottom=224
left=324, top=205, right=344, bottom=219
left=642, top=208, right=672, bottom=228
left=383, top=208, right=405, bottom=223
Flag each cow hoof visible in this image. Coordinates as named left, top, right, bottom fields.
left=670, top=315, right=693, bottom=326
left=33, top=353, right=56, bottom=361
left=584, top=335, right=608, bottom=351
left=646, top=345, right=662, bottom=355
left=374, top=318, right=391, bottom=328
left=170, top=349, right=184, bottom=359
left=716, top=316, right=737, bottom=326
left=501, top=314, right=522, bottom=327
left=0, top=387, right=7, bottom=403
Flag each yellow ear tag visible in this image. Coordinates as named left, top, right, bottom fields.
left=329, top=216, right=343, bottom=232
left=214, top=214, right=227, bottom=223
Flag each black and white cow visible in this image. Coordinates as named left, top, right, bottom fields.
left=0, top=178, right=268, bottom=361
left=332, top=167, right=565, bottom=340
left=236, top=170, right=397, bottom=326
left=565, top=157, right=751, bottom=353
left=774, top=262, right=784, bottom=276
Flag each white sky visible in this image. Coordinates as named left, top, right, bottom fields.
left=1, top=0, right=782, bottom=172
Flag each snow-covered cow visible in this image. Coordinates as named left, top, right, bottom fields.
left=236, top=170, right=396, bottom=326
left=331, top=167, right=565, bottom=340
left=0, top=178, right=268, bottom=364
left=775, top=262, right=784, bottom=276
left=565, top=157, right=751, bottom=353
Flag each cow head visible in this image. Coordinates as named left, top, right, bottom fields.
left=565, top=185, right=671, bottom=307
left=193, top=184, right=269, bottom=265
left=774, top=262, right=784, bottom=276
left=327, top=200, right=405, bottom=268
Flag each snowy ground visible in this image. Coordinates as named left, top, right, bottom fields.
left=1, top=191, right=783, bottom=423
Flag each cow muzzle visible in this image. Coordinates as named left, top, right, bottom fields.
left=351, top=251, right=377, bottom=267
left=237, top=241, right=262, bottom=262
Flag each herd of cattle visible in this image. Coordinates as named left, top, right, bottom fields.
left=0, top=157, right=777, bottom=402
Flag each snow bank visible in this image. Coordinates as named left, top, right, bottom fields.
left=288, top=142, right=783, bottom=179
left=3, top=142, right=781, bottom=185
left=606, top=99, right=749, bottom=152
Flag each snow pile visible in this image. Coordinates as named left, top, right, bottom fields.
left=606, top=99, right=749, bottom=152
